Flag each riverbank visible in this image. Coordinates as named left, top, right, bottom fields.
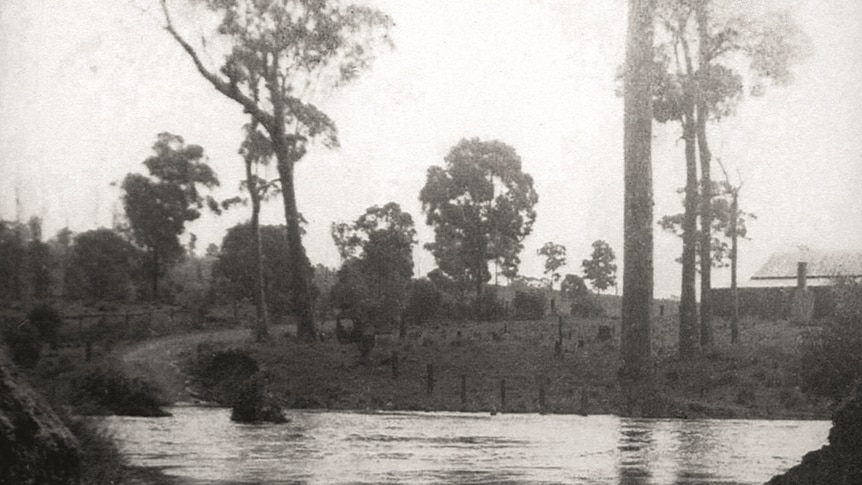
left=186, top=315, right=831, bottom=420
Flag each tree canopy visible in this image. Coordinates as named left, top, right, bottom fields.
left=66, top=228, right=139, bottom=301
left=122, top=133, right=219, bottom=298
left=582, top=240, right=617, bottom=293
left=659, top=183, right=755, bottom=269
left=330, top=202, right=416, bottom=333
left=537, top=242, right=567, bottom=289
left=214, top=223, right=312, bottom=315
left=160, top=0, right=394, bottom=340
left=420, top=138, right=538, bottom=307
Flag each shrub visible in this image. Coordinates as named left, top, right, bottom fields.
left=405, top=278, right=441, bottom=325
left=71, top=365, right=170, bottom=417
left=513, top=290, right=545, bottom=320
left=798, top=279, right=862, bottom=402
left=193, top=347, right=259, bottom=405
left=476, top=289, right=505, bottom=321
left=2, top=321, right=41, bottom=368
left=28, top=303, right=63, bottom=349
left=570, top=296, right=606, bottom=318
left=231, top=372, right=286, bottom=423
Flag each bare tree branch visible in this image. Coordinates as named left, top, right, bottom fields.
left=159, top=0, right=275, bottom=130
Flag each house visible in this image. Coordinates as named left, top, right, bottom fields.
left=711, top=249, right=862, bottom=321
left=748, top=250, right=862, bottom=287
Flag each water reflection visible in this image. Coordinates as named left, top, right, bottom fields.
left=101, top=407, right=828, bottom=484
left=617, top=420, right=653, bottom=484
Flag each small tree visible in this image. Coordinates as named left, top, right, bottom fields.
left=331, top=203, right=417, bottom=336
left=420, top=138, right=538, bottom=316
left=122, top=133, right=220, bottom=299
left=582, top=240, right=617, bottom=294
left=538, top=242, right=567, bottom=313
left=234, top=122, right=282, bottom=341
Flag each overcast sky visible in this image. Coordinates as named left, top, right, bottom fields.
left=1, top=0, right=860, bottom=298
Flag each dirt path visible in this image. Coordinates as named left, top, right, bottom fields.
left=118, top=325, right=291, bottom=404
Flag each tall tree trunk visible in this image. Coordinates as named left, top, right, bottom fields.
left=246, top=159, right=271, bottom=342
left=679, top=114, right=700, bottom=359
left=620, top=0, right=655, bottom=382
left=696, top=105, right=713, bottom=348
left=730, top=191, right=740, bottom=344
left=695, top=3, right=713, bottom=348
left=274, top=141, right=315, bottom=342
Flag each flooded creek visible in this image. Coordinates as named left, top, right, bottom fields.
left=102, top=406, right=828, bottom=484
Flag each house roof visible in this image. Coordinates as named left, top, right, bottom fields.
left=751, top=250, right=862, bottom=280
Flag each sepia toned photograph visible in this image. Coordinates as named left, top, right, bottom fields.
left=1, top=0, right=860, bottom=483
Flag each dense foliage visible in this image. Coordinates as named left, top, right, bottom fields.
left=798, top=280, right=862, bottom=402
left=404, top=278, right=442, bottom=326
left=66, top=229, right=139, bottom=301
left=27, top=304, right=63, bottom=350
left=161, top=0, right=393, bottom=341
left=513, top=290, right=545, bottom=321
left=420, top=138, right=538, bottom=314
left=122, top=133, right=219, bottom=299
left=214, top=223, right=313, bottom=316
left=330, top=203, right=416, bottom=334
left=582, top=240, right=617, bottom=293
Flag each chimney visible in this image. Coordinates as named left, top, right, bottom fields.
left=797, top=262, right=807, bottom=289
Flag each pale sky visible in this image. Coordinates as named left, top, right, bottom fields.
left=1, top=0, right=860, bottom=298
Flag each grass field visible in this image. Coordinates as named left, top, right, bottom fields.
left=189, top=310, right=832, bottom=419
left=3, top=297, right=832, bottom=420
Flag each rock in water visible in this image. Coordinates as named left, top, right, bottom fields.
left=1, top=348, right=81, bottom=484
left=231, top=372, right=287, bottom=424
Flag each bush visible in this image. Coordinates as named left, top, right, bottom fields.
left=513, top=290, right=545, bottom=320
left=231, top=372, right=286, bottom=423
left=476, top=289, right=505, bottom=321
left=798, top=280, right=862, bottom=402
left=28, top=303, right=63, bottom=349
left=71, top=365, right=170, bottom=417
left=570, top=296, right=606, bottom=318
left=405, top=278, right=441, bottom=325
left=2, top=321, right=41, bottom=368
left=192, top=347, right=259, bottom=405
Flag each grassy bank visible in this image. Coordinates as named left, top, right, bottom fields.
left=188, top=314, right=831, bottom=420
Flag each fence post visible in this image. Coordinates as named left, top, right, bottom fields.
left=500, top=379, right=506, bottom=412
left=426, top=364, right=434, bottom=396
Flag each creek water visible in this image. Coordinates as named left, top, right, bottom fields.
left=101, top=406, right=828, bottom=484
